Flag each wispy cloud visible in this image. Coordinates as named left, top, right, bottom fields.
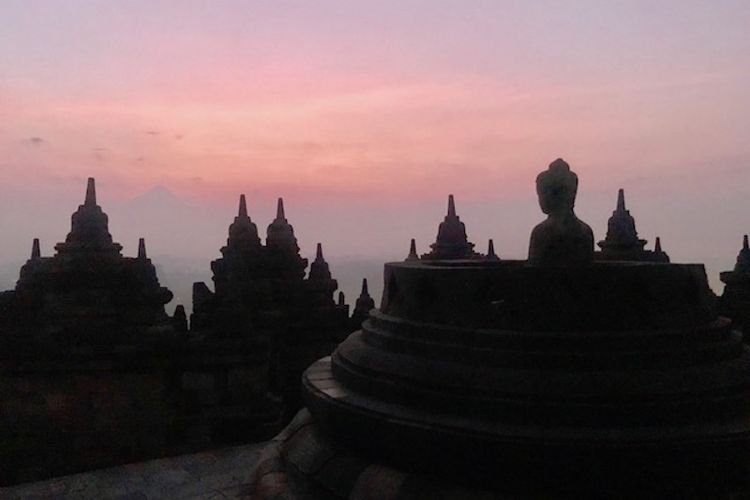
left=23, top=136, right=45, bottom=146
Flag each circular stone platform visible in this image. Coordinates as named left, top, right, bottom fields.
left=257, top=260, right=750, bottom=498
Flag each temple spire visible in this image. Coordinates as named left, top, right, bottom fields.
left=447, top=194, right=456, bottom=218
left=55, top=177, right=122, bottom=256
left=225, top=194, right=261, bottom=249
left=276, top=197, right=286, bottom=221
left=486, top=239, right=500, bottom=261
left=85, top=177, right=97, bottom=206
left=722, top=234, right=750, bottom=286
left=309, top=243, right=332, bottom=281
left=266, top=197, right=299, bottom=254
left=238, top=194, right=248, bottom=218
left=597, top=188, right=646, bottom=259
left=616, top=188, right=626, bottom=212
left=31, top=238, right=40, bottom=260
left=138, top=238, right=147, bottom=259
left=735, top=235, right=750, bottom=273
left=338, top=291, right=346, bottom=306
left=423, top=194, right=478, bottom=260
left=406, top=239, right=419, bottom=261
left=351, top=277, right=376, bottom=328
left=654, top=237, right=662, bottom=253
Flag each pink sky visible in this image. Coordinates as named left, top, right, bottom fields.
left=1, top=1, right=749, bottom=288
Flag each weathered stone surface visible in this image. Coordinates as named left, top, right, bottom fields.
left=0, top=440, right=265, bottom=500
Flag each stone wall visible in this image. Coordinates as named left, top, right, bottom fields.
left=0, top=340, right=280, bottom=486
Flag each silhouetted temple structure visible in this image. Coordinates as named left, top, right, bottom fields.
left=596, top=188, right=670, bottom=262
left=0, top=181, right=276, bottom=485
left=190, top=196, right=351, bottom=418
left=721, top=235, right=750, bottom=334
left=0, top=179, right=175, bottom=349
left=348, top=278, right=375, bottom=331
left=421, top=194, right=481, bottom=260
left=253, top=159, right=750, bottom=499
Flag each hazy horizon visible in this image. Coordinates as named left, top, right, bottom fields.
left=1, top=1, right=749, bottom=306
left=0, top=179, right=743, bottom=315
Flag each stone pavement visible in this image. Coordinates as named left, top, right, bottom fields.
left=0, top=442, right=265, bottom=500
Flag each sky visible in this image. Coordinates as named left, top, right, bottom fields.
left=1, top=1, right=749, bottom=299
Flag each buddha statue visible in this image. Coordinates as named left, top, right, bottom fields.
left=528, top=158, right=594, bottom=266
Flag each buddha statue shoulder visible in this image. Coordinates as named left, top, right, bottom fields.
left=528, top=158, right=594, bottom=266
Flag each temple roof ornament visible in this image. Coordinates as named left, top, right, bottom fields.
left=597, top=189, right=647, bottom=256
left=486, top=239, right=500, bottom=261
left=422, top=195, right=479, bottom=260
left=735, top=235, right=750, bottom=273
left=309, top=243, right=332, bottom=281
left=405, top=239, right=419, bottom=261
left=137, top=238, right=147, bottom=260
left=267, top=198, right=299, bottom=252
left=350, top=278, right=375, bottom=330
left=54, top=177, right=123, bottom=256
left=31, top=238, right=41, bottom=260
left=226, top=194, right=261, bottom=250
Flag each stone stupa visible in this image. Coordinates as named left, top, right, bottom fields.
left=421, top=194, right=481, bottom=260
left=0, top=178, right=176, bottom=349
left=596, top=188, right=670, bottom=262
left=252, top=159, right=750, bottom=499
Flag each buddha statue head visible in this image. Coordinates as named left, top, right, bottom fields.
left=528, top=158, right=594, bottom=266
left=536, top=158, right=578, bottom=215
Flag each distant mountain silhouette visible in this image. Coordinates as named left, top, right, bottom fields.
left=126, top=185, right=186, bottom=208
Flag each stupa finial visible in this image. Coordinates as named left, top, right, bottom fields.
left=617, top=188, right=626, bottom=212
left=138, top=237, right=147, bottom=259
left=447, top=194, right=456, bottom=218
left=655, top=236, right=662, bottom=253
left=226, top=193, right=261, bottom=249
left=351, top=276, right=376, bottom=326
left=238, top=194, right=248, bottom=218
left=276, top=197, right=286, bottom=221
left=309, top=242, right=332, bottom=281
left=266, top=197, right=299, bottom=253
left=406, top=239, right=419, bottom=261
left=727, top=234, right=750, bottom=274
left=487, top=239, right=500, bottom=261
left=31, top=238, right=40, bottom=259
left=360, top=278, right=370, bottom=298
left=85, top=177, right=97, bottom=206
